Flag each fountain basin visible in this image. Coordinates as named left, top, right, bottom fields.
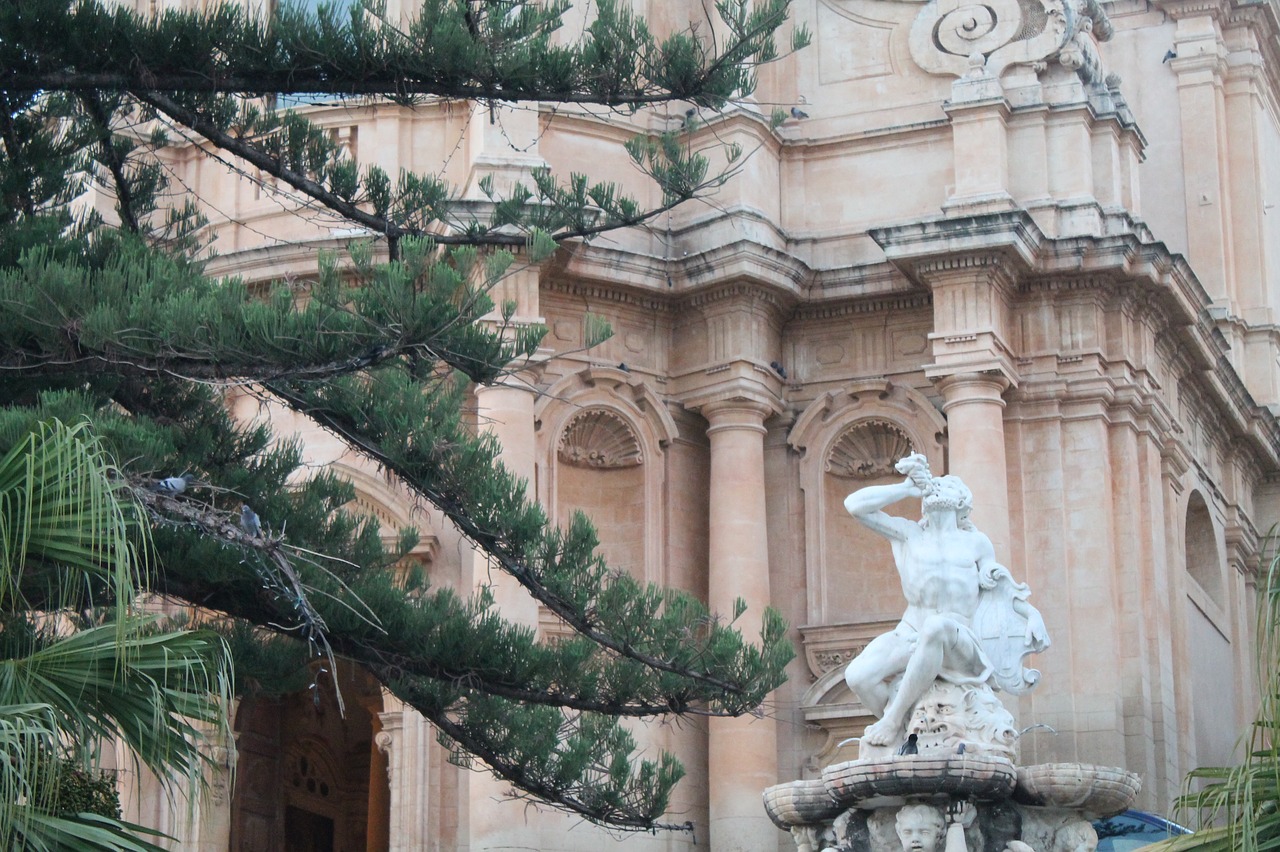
left=1013, top=763, right=1142, bottom=817
left=762, top=778, right=843, bottom=828
left=822, top=753, right=1017, bottom=806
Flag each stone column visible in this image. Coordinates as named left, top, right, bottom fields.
left=471, top=378, right=539, bottom=623
left=375, top=711, right=404, bottom=848
left=467, top=378, right=541, bottom=850
left=366, top=708, right=391, bottom=852
left=704, top=398, right=778, bottom=852
left=935, top=372, right=1013, bottom=563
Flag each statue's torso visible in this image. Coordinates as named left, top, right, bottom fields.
left=896, top=529, right=983, bottom=628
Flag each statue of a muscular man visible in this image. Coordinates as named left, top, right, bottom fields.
left=843, top=454, right=1049, bottom=747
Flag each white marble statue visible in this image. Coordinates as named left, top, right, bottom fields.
left=843, top=454, right=1050, bottom=747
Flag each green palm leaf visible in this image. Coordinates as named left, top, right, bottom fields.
left=1148, top=554, right=1280, bottom=851
left=0, top=420, right=231, bottom=850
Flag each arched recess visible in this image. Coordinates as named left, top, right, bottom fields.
left=1184, top=491, right=1226, bottom=606
left=535, top=366, right=678, bottom=591
left=1181, top=488, right=1238, bottom=770
left=788, top=379, right=947, bottom=626
left=329, top=462, right=440, bottom=573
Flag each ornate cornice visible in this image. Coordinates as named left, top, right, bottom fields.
left=680, top=280, right=791, bottom=312
left=1158, top=0, right=1228, bottom=21
left=792, top=292, right=932, bottom=322
left=542, top=277, right=674, bottom=313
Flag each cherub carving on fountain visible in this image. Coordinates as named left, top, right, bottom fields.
left=843, top=454, right=1050, bottom=751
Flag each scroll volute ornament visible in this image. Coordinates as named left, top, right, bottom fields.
left=826, top=420, right=914, bottom=479
left=909, top=0, right=1082, bottom=79
left=557, top=409, right=643, bottom=469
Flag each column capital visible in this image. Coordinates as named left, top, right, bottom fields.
left=678, top=362, right=785, bottom=428
left=701, top=397, right=779, bottom=436
left=933, top=370, right=1013, bottom=412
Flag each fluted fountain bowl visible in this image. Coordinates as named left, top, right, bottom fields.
left=822, top=753, right=1017, bottom=806
left=1013, top=763, right=1142, bottom=817
left=762, top=778, right=843, bottom=828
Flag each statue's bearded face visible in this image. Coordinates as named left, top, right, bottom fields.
left=921, top=475, right=972, bottom=514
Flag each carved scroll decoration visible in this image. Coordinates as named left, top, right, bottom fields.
left=826, top=420, right=914, bottom=479
left=907, top=0, right=1113, bottom=80
left=557, top=409, right=643, bottom=469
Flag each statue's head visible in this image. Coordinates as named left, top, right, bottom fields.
left=922, top=474, right=973, bottom=516
left=895, top=804, right=945, bottom=852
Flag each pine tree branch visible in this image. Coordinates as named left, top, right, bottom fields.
left=132, top=90, right=718, bottom=248
left=136, top=485, right=711, bottom=716
left=264, top=377, right=773, bottom=702
left=79, top=94, right=141, bottom=234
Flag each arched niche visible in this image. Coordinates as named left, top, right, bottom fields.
left=1180, top=488, right=1238, bottom=770
left=789, top=379, right=947, bottom=626
left=1184, top=490, right=1225, bottom=607
left=535, top=367, right=678, bottom=589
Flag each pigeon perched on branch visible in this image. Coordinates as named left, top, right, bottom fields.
left=239, top=504, right=262, bottom=538
left=153, top=474, right=193, bottom=495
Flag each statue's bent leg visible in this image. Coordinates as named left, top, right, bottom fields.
left=864, top=616, right=963, bottom=747
left=844, top=631, right=914, bottom=722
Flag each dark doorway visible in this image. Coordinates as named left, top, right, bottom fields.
left=285, top=805, right=335, bottom=852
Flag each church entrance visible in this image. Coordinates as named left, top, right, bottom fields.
left=230, top=663, right=389, bottom=852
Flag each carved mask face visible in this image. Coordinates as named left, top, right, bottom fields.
left=909, top=684, right=965, bottom=739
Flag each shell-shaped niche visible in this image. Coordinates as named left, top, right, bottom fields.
left=826, top=420, right=914, bottom=479
left=558, top=409, right=643, bottom=469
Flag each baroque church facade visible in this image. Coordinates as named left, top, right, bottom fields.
left=115, top=0, right=1280, bottom=849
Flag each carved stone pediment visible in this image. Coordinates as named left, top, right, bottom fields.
left=800, top=620, right=899, bottom=680
left=798, top=620, right=898, bottom=771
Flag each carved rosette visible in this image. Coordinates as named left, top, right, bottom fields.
left=557, top=409, right=643, bottom=469
left=826, top=420, right=914, bottom=480
left=907, top=0, right=1119, bottom=80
